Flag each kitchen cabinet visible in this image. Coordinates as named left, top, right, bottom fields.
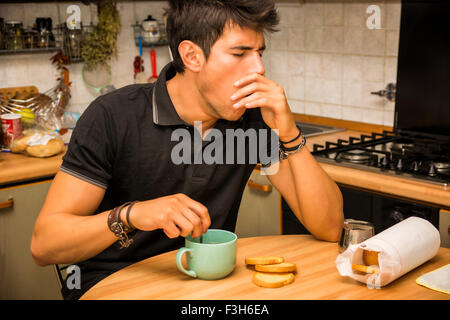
left=0, top=180, right=61, bottom=300
left=235, top=169, right=281, bottom=238
left=439, top=210, right=450, bottom=249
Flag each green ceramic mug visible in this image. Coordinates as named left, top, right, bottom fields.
left=176, top=229, right=237, bottom=280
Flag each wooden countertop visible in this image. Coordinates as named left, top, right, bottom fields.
left=0, top=149, right=65, bottom=186
left=80, top=235, right=450, bottom=300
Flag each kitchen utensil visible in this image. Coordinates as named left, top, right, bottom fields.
left=147, top=46, right=158, bottom=83
left=134, top=35, right=146, bottom=84
left=176, top=229, right=237, bottom=280
left=142, top=15, right=160, bottom=44
left=82, top=63, right=113, bottom=94
left=338, top=219, right=374, bottom=253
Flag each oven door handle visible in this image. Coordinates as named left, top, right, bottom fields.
left=248, top=179, right=272, bottom=193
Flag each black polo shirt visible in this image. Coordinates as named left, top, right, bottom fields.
left=59, top=62, right=278, bottom=299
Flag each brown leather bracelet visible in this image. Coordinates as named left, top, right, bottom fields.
left=107, top=202, right=134, bottom=249
left=125, top=201, right=139, bottom=230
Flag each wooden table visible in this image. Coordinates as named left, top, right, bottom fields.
left=81, top=235, right=450, bottom=300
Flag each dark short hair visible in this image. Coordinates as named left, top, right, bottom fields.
left=165, top=0, right=279, bottom=73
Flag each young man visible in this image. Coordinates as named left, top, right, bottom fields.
left=31, top=0, right=343, bottom=299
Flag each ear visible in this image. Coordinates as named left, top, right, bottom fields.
left=178, top=40, right=205, bottom=73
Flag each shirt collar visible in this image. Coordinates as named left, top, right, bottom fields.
left=152, top=62, right=188, bottom=126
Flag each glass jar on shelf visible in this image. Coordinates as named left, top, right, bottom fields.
left=5, top=21, right=24, bottom=50
left=0, top=18, right=5, bottom=49
left=23, top=29, right=38, bottom=49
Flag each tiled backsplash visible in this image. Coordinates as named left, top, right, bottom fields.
left=0, top=0, right=400, bottom=126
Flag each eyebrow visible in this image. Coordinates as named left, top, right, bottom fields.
left=230, top=44, right=266, bottom=51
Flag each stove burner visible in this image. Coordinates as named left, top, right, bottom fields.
left=433, top=161, right=450, bottom=176
left=312, top=131, right=450, bottom=186
left=336, top=150, right=378, bottom=165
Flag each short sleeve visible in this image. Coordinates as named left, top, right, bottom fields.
left=60, top=98, right=116, bottom=189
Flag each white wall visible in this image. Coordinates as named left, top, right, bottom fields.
left=0, top=0, right=400, bottom=126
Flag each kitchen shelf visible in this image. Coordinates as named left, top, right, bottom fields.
left=132, top=23, right=168, bottom=47
left=0, top=47, right=62, bottom=55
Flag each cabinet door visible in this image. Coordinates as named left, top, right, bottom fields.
left=439, top=210, right=450, bottom=249
left=0, top=180, right=61, bottom=300
left=235, top=170, right=280, bottom=238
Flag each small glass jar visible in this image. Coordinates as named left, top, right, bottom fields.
left=5, top=21, right=23, bottom=50
left=0, top=18, right=5, bottom=49
left=23, top=29, right=38, bottom=48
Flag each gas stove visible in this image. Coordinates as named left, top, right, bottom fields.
left=311, top=131, right=450, bottom=187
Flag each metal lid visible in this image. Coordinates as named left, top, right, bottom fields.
left=343, top=219, right=374, bottom=230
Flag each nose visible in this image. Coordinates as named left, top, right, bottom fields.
left=248, top=52, right=265, bottom=76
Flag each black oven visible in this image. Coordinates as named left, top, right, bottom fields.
left=282, top=185, right=440, bottom=235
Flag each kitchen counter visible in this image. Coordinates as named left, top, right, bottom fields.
left=80, top=235, right=450, bottom=300
left=1, top=129, right=449, bottom=209
left=0, top=149, right=65, bottom=186
left=305, top=131, right=450, bottom=210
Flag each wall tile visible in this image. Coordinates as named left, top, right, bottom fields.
left=305, top=1, right=324, bottom=27
left=305, top=77, right=322, bottom=102
left=288, top=27, right=305, bottom=51
left=288, top=75, right=304, bottom=100
left=305, top=53, right=321, bottom=77
left=386, top=0, right=402, bottom=30
left=321, top=53, right=342, bottom=80
left=305, top=101, right=321, bottom=116
left=324, top=2, right=344, bottom=27
left=322, top=103, right=342, bottom=119
left=343, top=80, right=363, bottom=107
left=270, top=26, right=289, bottom=51
left=322, top=79, right=342, bottom=105
left=288, top=99, right=305, bottom=114
left=305, top=27, right=323, bottom=52
left=361, top=81, right=385, bottom=109
left=342, top=105, right=363, bottom=122
left=343, top=54, right=363, bottom=81
left=344, top=27, right=363, bottom=54
left=384, top=57, right=398, bottom=84
left=278, top=3, right=305, bottom=27
left=322, top=26, right=344, bottom=53
left=288, top=51, right=305, bottom=76
left=362, top=56, right=384, bottom=82
left=386, top=30, right=399, bottom=56
left=343, top=1, right=365, bottom=28
left=362, top=28, right=385, bottom=56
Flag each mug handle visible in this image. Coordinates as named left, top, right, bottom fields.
left=176, top=247, right=197, bottom=278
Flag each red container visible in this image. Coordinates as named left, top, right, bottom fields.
left=1, top=113, right=23, bottom=149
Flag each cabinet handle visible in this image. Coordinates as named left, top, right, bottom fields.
left=0, top=198, right=14, bottom=210
left=248, top=179, right=272, bottom=192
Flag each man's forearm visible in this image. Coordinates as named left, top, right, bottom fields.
left=31, top=211, right=117, bottom=266
left=286, top=146, right=344, bottom=241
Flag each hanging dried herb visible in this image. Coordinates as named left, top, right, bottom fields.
left=81, top=0, right=121, bottom=70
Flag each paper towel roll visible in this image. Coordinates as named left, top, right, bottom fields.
left=336, top=217, right=441, bottom=288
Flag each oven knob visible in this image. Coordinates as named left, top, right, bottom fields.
left=396, top=158, right=403, bottom=170
left=428, top=163, right=437, bottom=176
left=380, top=156, right=389, bottom=167
left=389, top=209, right=404, bottom=223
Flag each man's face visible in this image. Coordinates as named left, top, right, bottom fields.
left=197, top=23, right=266, bottom=121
